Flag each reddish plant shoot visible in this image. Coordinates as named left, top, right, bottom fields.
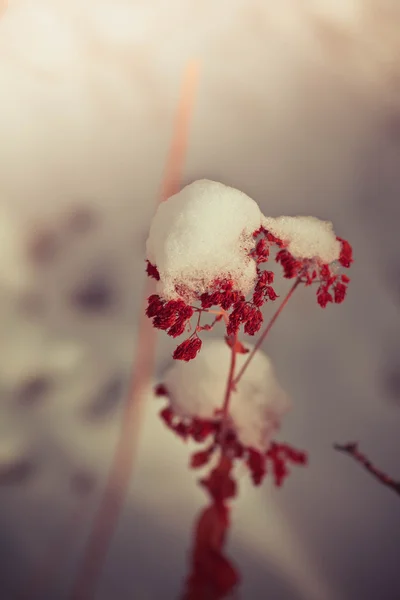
left=145, top=180, right=353, bottom=598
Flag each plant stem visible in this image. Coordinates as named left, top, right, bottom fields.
left=233, top=278, right=300, bottom=386
left=222, top=333, right=238, bottom=420
left=219, top=333, right=238, bottom=450
left=201, top=308, right=229, bottom=326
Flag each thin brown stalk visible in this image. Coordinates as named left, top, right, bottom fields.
left=69, top=60, right=200, bottom=600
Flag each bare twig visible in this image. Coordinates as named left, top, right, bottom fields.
left=334, top=442, right=400, bottom=497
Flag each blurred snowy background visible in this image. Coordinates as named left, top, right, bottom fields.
left=0, top=0, right=400, bottom=598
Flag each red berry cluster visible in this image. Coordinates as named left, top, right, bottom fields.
left=145, top=227, right=353, bottom=361
left=146, top=271, right=279, bottom=361
left=247, top=443, right=307, bottom=486
left=146, top=259, right=160, bottom=280
left=157, top=388, right=307, bottom=490
left=146, top=295, right=194, bottom=337
left=146, top=270, right=276, bottom=363
left=274, top=233, right=353, bottom=307
left=156, top=385, right=307, bottom=600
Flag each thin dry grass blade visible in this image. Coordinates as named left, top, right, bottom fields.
left=69, top=59, right=200, bottom=600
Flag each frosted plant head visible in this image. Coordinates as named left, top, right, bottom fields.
left=260, top=215, right=353, bottom=308
left=161, top=339, right=290, bottom=453
left=146, top=179, right=263, bottom=302
left=145, top=180, right=353, bottom=362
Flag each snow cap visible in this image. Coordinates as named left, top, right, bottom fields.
left=262, top=215, right=341, bottom=264
left=146, top=180, right=263, bottom=301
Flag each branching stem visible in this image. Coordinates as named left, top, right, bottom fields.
left=206, top=308, right=229, bottom=326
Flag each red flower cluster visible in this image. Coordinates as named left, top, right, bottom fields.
left=156, top=385, right=307, bottom=600
left=146, top=295, right=193, bottom=335
left=158, top=401, right=307, bottom=491
left=146, top=260, right=160, bottom=280
left=252, top=226, right=283, bottom=250
left=146, top=273, right=279, bottom=361
left=173, top=337, right=203, bottom=361
left=247, top=444, right=307, bottom=486
left=337, top=237, right=353, bottom=268
left=145, top=226, right=353, bottom=361
left=274, top=235, right=353, bottom=308
left=146, top=295, right=202, bottom=360
left=316, top=268, right=350, bottom=308
left=199, top=279, right=245, bottom=311
left=252, top=269, right=277, bottom=306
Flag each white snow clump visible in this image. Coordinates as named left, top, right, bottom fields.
left=162, top=339, right=290, bottom=452
left=146, top=180, right=263, bottom=301
left=262, top=215, right=341, bottom=264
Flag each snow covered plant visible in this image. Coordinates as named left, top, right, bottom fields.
left=145, top=179, right=353, bottom=599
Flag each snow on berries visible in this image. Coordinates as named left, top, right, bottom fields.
left=261, top=215, right=353, bottom=308
left=262, top=215, right=341, bottom=264
left=156, top=339, right=306, bottom=493
left=145, top=179, right=353, bottom=361
left=146, top=179, right=263, bottom=303
left=160, top=339, right=290, bottom=453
